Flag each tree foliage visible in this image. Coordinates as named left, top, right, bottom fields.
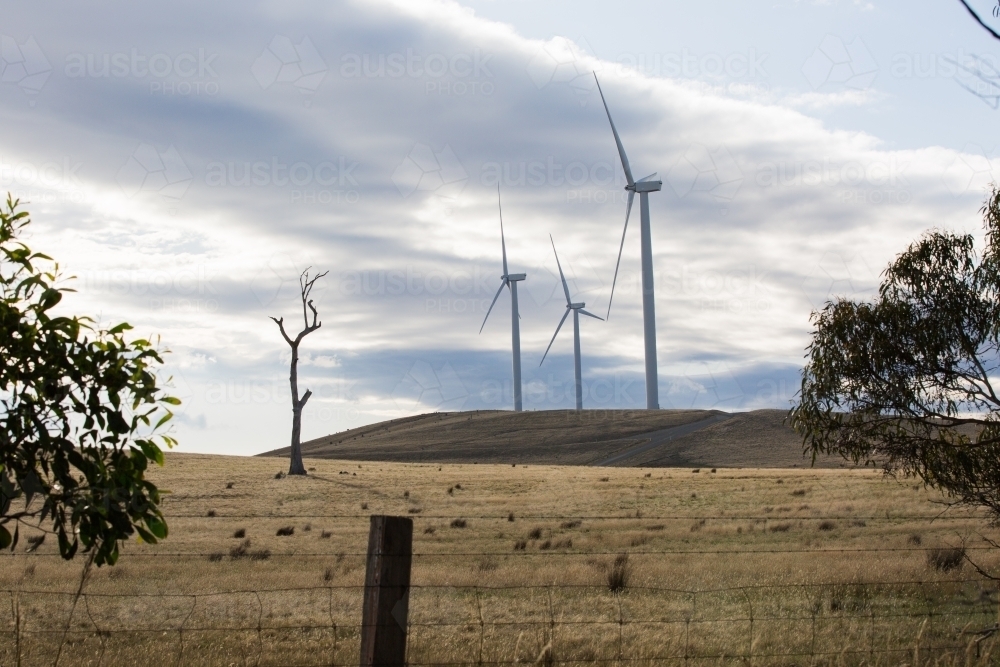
left=790, top=188, right=1000, bottom=517
left=0, top=197, right=178, bottom=565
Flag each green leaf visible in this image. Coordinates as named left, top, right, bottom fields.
left=145, top=515, right=168, bottom=539
left=107, top=322, right=133, bottom=335
left=161, top=396, right=182, bottom=406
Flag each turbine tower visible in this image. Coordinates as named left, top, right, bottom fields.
left=539, top=235, right=604, bottom=411
left=595, top=72, right=663, bottom=410
left=480, top=185, right=527, bottom=411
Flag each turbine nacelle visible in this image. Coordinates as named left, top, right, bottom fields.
left=568, top=302, right=586, bottom=309
left=631, top=180, right=662, bottom=193
left=506, top=273, right=526, bottom=281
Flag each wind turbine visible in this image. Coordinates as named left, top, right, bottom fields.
left=540, top=235, right=604, bottom=411
left=595, top=72, right=663, bottom=410
left=480, top=184, right=527, bottom=411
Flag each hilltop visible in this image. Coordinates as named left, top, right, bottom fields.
left=259, top=409, right=849, bottom=468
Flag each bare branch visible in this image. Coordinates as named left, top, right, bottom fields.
left=958, top=0, right=1000, bottom=42
left=269, top=316, right=293, bottom=347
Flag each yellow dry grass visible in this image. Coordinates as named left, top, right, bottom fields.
left=3, top=452, right=1000, bottom=665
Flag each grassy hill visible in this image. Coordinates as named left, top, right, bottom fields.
left=260, top=408, right=849, bottom=468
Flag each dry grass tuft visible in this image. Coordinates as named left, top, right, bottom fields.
left=818, top=520, right=837, bottom=531
left=560, top=520, right=581, bottom=529
left=508, top=512, right=515, bottom=522
left=513, top=540, right=526, bottom=550
left=225, top=482, right=234, bottom=489
left=607, top=553, right=630, bottom=593
left=423, top=526, right=435, bottom=535
left=276, top=526, right=294, bottom=536
left=927, top=546, right=965, bottom=571
left=528, top=527, right=543, bottom=540
left=769, top=523, right=792, bottom=533
left=206, top=510, right=216, bottom=517
left=232, top=528, right=246, bottom=539
left=792, top=488, right=807, bottom=496
left=323, top=567, right=333, bottom=581
left=449, top=518, right=467, bottom=528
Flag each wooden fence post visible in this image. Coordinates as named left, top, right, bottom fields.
left=360, top=515, right=413, bottom=666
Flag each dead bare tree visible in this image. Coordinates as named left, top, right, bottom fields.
left=271, top=268, right=328, bottom=475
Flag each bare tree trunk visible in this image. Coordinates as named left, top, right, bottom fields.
left=271, top=268, right=327, bottom=476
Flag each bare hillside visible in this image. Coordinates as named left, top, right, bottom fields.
left=260, top=409, right=853, bottom=468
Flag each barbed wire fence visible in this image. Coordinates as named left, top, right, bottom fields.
left=2, top=511, right=999, bottom=665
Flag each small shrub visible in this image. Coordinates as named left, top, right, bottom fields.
left=276, top=526, right=295, bottom=536
left=323, top=567, right=333, bottom=581
left=450, top=518, right=467, bottom=528
left=403, top=490, right=409, bottom=498
left=599, top=477, right=609, bottom=482
left=308, top=467, right=316, bottom=471
left=361, top=502, right=368, bottom=510
left=690, top=493, right=697, bottom=499
left=407, top=508, right=422, bottom=514
left=690, top=519, right=706, bottom=532
left=225, top=482, right=234, bottom=489
left=303, top=524, right=311, bottom=532
left=539, top=540, right=552, bottom=550
left=206, top=510, right=216, bottom=517
left=423, top=526, right=435, bottom=535
left=791, top=489, right=807, bottom=496
left=447, top=487, right=454, bottom=495
left=513, top=540, right=527, bottom=550
left=454, top=483, right=462, bottom=489
left=560, top=520, right=581, bottom=529
left=233, top=528, right=246, bottom=539
left=230, top=539, right=251, bottom=559
left=477, top=557, right=499, bottom=572
left=818, top=521, right=836, bottom=531
left=320, top=530, right=332, bottom=539
left=208, top=553, right=224, bottom=562
left=775, top=479, right=783, bottom=484
left=644, top=473, right=651, bottom=477
left=249, top=549, right=271, bottom=561
left=630, top=535, right=649, bottom=547
left=691, top=469, right=700, bottom=473
left=508, top=512, right=515, bottom=522
left=850, top=519, right=867, bottom=528
left=908, top=534, right=922, bottom=545
left=528, top=527, right=543, bottom=540
left=554, top=538, right=572, bottom=549
left=710, top=468, right=717, bottom=473
left=646, top=524, right=665, bottom=531
left=927, top=547, right=965, bottom=571
left=274, top=471, right=284, bottom=479
left=769, top=523, right=792, bottom=533
left=23, top=564, right=36, bottom=578
left=607, top=554, right=630, bottom=593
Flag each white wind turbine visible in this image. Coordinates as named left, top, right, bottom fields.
left=480, top=185, right=526, bottom=411
left=539, top=235, right=604, bottom=411
left=595, top=72, right=663, bottom=410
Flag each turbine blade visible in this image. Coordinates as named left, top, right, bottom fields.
left=594, top=72, right=634, bottom=188
left=606, top=190, right=634, bottom=320
left=550, top=234, right=572, bottom=306
left=539, top=309, right=571, bottom=366
left=637, top=172, right=658, bottom=182
left=498, top=183, right=508, bottom=277
left=479, top=279, right=508, bottom=333
left=580, top=309, right=604, bottom=321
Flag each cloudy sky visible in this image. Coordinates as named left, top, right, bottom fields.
left=3, top=0, right=1000, bottom=455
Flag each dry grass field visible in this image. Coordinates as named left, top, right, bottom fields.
left=3, top=451, right=1000, bottom=666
